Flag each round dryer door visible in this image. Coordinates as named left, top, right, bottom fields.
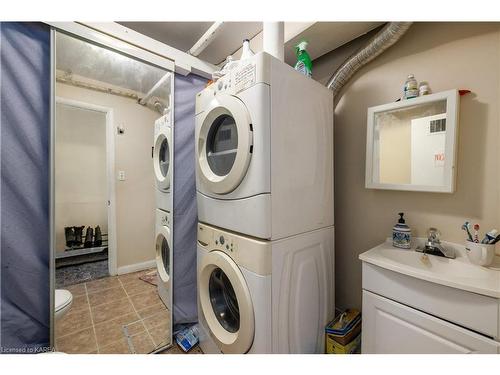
left=197, top=94, right=253, bottom=194
left=153, top=127, right=172, bottom=191
left=155, top=225, right=171, bottom=284
left=199, top=250, right=255, bottom=353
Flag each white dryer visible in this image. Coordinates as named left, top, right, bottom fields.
left=195, top=52, right=334, bottom=240
left=155, top=208, right=172, bottom=308
left=153, top=113, right=172, bottom=212
left=197, top=222, right=335, bottom=354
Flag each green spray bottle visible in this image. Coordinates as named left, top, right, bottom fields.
left=294, top=41, right=312, bottom=77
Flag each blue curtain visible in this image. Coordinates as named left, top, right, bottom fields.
left=172, top=74, right=206, bottom=326
left=0, top=22, right=51, bottom=353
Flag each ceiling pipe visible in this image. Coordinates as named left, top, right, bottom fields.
left=189, top=21, right=225, bottom=57
left=326, top=22, right=413, bottom=99
left=139, top=72, right=171, bottom=106
left=263, top=22, right=284, bottom=62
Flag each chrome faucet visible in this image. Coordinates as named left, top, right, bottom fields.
left=416, top=228, right=456, bottom=259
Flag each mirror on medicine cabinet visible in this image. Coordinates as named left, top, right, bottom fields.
left=365, top=89, right=460, bottom=193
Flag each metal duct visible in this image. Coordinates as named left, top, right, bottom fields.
left=326, top=22, right=412, bottom=98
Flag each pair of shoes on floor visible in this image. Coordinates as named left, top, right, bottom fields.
left=84, top=225, right=103, bottom=248
left=64, top=226, right=84, bottom=248
left=65, top=225, right=102, bottom=249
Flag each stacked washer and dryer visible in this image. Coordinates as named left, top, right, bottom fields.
left=153, top=112, right=173, bottom=310
left=195, top=52, right=335, bottom=354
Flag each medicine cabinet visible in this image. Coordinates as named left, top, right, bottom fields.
left=365, top=89, right=459, bottom=193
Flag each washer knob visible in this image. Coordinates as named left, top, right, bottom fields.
left=219, top=236, right=225, bottom=245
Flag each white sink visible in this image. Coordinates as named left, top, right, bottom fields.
left=359, top=238, right=500, bottom=298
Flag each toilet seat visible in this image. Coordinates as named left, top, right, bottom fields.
left=55, top=289, right=73, bottom=312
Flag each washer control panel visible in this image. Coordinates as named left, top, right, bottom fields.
left=154, top=111, right=171, bottom=132
left=158, top=210, right=170, bottom=227
left=197, top=222, right=271, bottom=274
left=214, top=232, right=236, bottom=254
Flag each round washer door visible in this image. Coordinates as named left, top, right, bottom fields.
left=199, top=250, right=255, bottom=353
left=197, top=94, right=253, bottom=194
left=153, top=127, right=172, bottom=191
left=155, top=225, right=171, bottom=284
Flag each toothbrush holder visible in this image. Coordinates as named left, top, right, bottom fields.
left=465, top=241, right=496, bottom=267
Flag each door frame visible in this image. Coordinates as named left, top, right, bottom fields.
left=54, top=97, right=118, bottom=277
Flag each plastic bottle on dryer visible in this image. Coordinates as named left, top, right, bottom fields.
left=294, top=41, right=312, bottom=77
left=241, top=39, right=255, bottom=60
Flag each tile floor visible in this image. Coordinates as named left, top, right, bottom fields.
left=56, top=269, right=172, bottom=354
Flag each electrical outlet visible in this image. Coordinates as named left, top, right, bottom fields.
left=118, top=171, right=125, bottom=181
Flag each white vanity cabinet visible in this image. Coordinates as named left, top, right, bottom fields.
left=359, top=240, right=500, bottom=354
left=362, top=290, right=499, bottom=354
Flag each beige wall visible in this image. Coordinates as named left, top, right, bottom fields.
left=56, top=82, right=159, bottom=269
left=55, top=103, right=107, bottom=252
left=313, top=23, right=500, bottom=310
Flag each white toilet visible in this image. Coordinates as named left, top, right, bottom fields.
left=55, top=289, right=73, bottom=321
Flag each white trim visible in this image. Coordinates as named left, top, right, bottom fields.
left=365, top=89, right=459, bottom=193
left=49, top=28, right=56, bottom=349
left=55, top=97, right=118, bottom=276
left=117, top=260, right=156, bottom=275
left=46, top=22, right=217, bottom=79
left=169, top=76, right=175, bottom=343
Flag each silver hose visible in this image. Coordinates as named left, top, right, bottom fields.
left=326, top=22, right=413, bottom=98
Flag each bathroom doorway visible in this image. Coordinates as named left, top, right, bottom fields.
left=54, top=99, right=115, bottom=287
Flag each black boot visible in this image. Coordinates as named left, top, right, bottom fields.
left=94, top=225, right=102, bottom=247
left=64, top=227, right=75, bottom=248
left=73, top=226, right=84, bottom=247
left=84, top=226, right=94, bottom=248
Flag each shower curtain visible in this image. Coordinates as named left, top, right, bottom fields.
left=172, top=74, right=207, bottom=327
left=0, top=22, right=51, bottom=352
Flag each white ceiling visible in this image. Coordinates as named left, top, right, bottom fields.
left=119, top=22, right=214, bottom=52
left=120, top=22, right=263, bottom=65
left=231, top=22, right=383, bottom=65
left=119, top=22, right=384, bottom=66
left=283, top=22, right=383, bottom=64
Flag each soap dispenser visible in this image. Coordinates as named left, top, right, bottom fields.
left=393, top=212, right=411, bottom=249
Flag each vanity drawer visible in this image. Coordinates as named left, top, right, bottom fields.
left=362, top=263, right=499, bottom=339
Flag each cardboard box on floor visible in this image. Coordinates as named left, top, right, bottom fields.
left=325, top=309, right=361, bottom=354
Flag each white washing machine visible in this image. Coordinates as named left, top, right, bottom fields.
left=195, top=52, right=334, bottom=240
left=153, top=112, right=172, bottom=212
left=155, top=208, right=172, bottom=308
left=197, top=222, right=335, bottom=354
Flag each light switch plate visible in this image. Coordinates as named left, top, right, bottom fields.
left=118, top=171, right=125, bottom=181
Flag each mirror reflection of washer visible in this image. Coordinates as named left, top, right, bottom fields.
left=197, top=222, right=335, bottom=354
left=153, top=113, right=172, bottom=213
left=155, top=209, right=172, bottom=309
left=195, top=52, right=334, bottom=240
